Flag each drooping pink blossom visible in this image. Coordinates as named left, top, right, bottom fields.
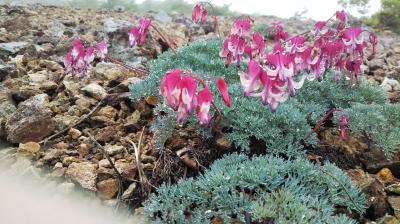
left=231, top=17, right=252, bottom=37
left=129, top=18, right=151, bottom=47
left=336, top=10, right=347, bottom=30
left=219, top=38, right=233, bottom=66
left=270, top=21, right=288, bottom=42
left=196, top=86, right=213, bottom=125
left=228, top=34, right=246, bottom=66
left=266, top=45, right=295, bottom=82
left=216, top=78, right=231, bottom=107
left=314, top=21, right=328, bottom=35
left=192, top=4, right=202, bottom=23
left=239, top=60, right=262, bottom=96
left=84, top=47, right=94, bottom=65
left=97, top=40, right=107, bottom=60
left=160, top=69, right=182, bottom=110
left=369, top=32, right=378, bottom=56
left=178, top=75, right=197, bottom=116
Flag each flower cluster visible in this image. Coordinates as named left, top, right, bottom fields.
left=160, top=69, right=230, bottom=125
left=64, top=38, right=108, bottom=76
left=129, top=18, right=151, bottom=47
left=219, top=16, right=253, bottom=66
left=192, top=2, right=207, bottom=24
left=221, top=10, right=377, bottom=112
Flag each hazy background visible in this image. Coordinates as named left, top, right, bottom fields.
left=0, top=0, right=382, bottom=20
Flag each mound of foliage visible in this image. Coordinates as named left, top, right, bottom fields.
left=144, top=153, right=366, bottom=223
left=130, top=38, right=400, bottom=157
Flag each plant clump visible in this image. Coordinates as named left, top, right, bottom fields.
left=144, top=154, right=366, bottom=223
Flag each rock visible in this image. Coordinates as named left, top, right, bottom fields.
left=17, top=141, right=41, bottom=155
left=105, top=145, right=125, bottom=156
left=377, top=168, right=396, bottom=184
left=0, top=59, right=18, bottom=81
left=96, top=178, right=119, bottom=199
left=62, top=156, right=80, bottom=166
left=0, top=41, right=30, bottom=55
left=381, top=78, right=400, bottom=92
left=388, top=196, right=400, bottom=218
left=368, top=58, right=386, bottom=70
left=6, top=94, right=55, bottom=143
left=66, top=162, right=98, bottom=191
left=348, top=168, right=392, bottom=219
left=103, top=199, right=117, bottom=207
left=98, top=158, right=113, bottom=168
left=97, top=167, right=115, bottom=181
left=386, top=183, right=400, bottom=195
left=154, top=11, right=172, bottom=24
left=43, top=148, right=65, bottom=163
left=46, top=20, right=65, bottom=39
left=95, top=106, right=118, bottom=120
left=216, top=136, right=232, bottom=150
left=92, top=62, right=128, bottom=81
left=123, top=110, right=141, bottom=133
left=28, top=70, right=48, bottom=83
left=121, top=182, right=136, bottom=200
left=103, top=18, right=132, bottom=34
left=115, top=160, right=137, bottom=180
left=78, top=143, right=90, bottom=158
left=68, top=128, right=82, bottom=140
left=81, top=83, right=107, bottom=100
left=0, top=89, right=16, bottom=138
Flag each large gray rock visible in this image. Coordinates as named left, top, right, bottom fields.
left=103, top=18, right=132, bottom=34
left=66, top=162, right=98, bottom=191
left=0, top=60, right=18, bottom=81
left=0, top=42, right=30, bottom=55
left=5, top=94, right=55, bottom=143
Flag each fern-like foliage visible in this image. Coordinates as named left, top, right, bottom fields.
left=130, top=38, right=398, bottom=156
left=144, top=153, right=366, bottom=223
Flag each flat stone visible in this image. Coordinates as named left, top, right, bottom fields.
left=388, top=196, right=400, bottom=218
left=105, top=145, right=125, bottom=156
left=66, top=162, right=98, bottom=191
left=0, top=42, right=30, bottom=55
left=17, top=141, right=41, bottom=155
left=81, top=83, right=107, bottom=100
left=96, top=178, right=119, bottom=199
left=6, top=94, right=55, bottom=143
left=121, top=182, right=136, bottom=200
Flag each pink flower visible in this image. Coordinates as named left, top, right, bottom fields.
left=179, top=75, right=197, bottom=113
left=266, top=46, right=295, bottom=82
left=219, top=38, right=233, bottom=66
left=64, top=51, right=73, bottom=73
left=271, top=21, right=288, bottom=42
left=197, top=86, right=213, bottom=125
left=192, top=3, right=208, bottom=24
left=336, top=10, right=347, bottom=24
left=160, top=69, right=182, bottom=110
left=345, top=58, right=362, bottom=76
left=129, top=18, right=151, bottom=47
left=84, top=47, right=94, bottom=65
left=71, top=38, right=84, bottom=60
left=259, top=72, right=289, bottom=112
left=216, top=78, right=231, bottom=107
left=342, top=27, right=364, bottom=54
left=97, top=40, right=107, bottom=60
left=310, top=55, right=325, bottom=81
left=339, top=113, right=349, bottom=141
left=228, top=34, right=246, bottom=66
left=201, top=8, right=207, bottom=24
left=231, top=17, right=252, bottom=37
left=192, top=4, right=201, bottom=23
left=286, top=36, right=307, bottom=54
left=314, top=21, right=328, bottom=35
left=239, top=60, right=262, bottom=96
left=246, top=32, right=266, bottom=61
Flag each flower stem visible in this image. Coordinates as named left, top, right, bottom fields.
left=105, top=55, right=149, bottom=76
left=305, top=108, right=342, bottom=141
left=150, top=23, right=177, bottom=54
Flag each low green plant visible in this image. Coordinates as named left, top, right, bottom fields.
left=130, top=38, right=399, bottom=157
left=144, top=153, right=366, bottom=223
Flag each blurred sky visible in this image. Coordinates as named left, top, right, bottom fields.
left=138, top=0, right=382, bottom=20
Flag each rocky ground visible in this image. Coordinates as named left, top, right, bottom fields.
left=1, top=3, right=400, bottom=223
